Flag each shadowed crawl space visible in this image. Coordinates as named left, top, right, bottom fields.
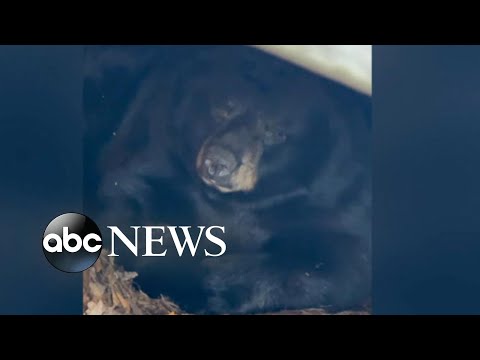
left=83, top=45, right=371, bottom=314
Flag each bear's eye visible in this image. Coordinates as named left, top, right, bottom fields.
left=211, top=98, right=245, bottom=122
left=264, top=126, right=287, bottom=146
left=226, top=99, right=239, bottom=111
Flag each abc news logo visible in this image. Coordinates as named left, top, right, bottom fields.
left=42, top=213, right=103, bottom=273
left=42, top=213, right=226, bottom=273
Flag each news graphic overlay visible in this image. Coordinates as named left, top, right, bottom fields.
left=42, top=213, right=103, bottom=273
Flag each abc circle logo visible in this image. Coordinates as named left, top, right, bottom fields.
left=42, top=213, right=102, bottom=273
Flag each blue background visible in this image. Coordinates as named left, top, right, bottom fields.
left=0, top=46, right=83, bottom=314
left=374, top=45, right=480, bottom=314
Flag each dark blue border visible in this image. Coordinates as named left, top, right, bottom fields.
left=373, top=45, right=480, bottom=314
left=0, top=45, right=84, bottom=314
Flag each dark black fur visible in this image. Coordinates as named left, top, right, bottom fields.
left=84, top=45, right=371, bottom=314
